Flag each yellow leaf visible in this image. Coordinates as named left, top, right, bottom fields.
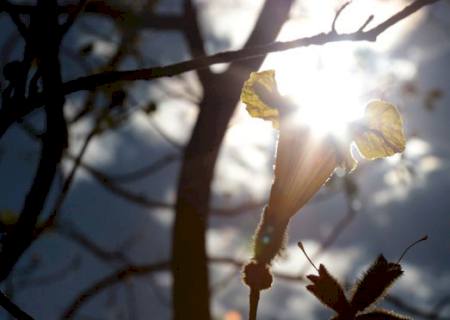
left=353, top=100, right=406, bottom=160
left=240, top=70, right=280, bottom=127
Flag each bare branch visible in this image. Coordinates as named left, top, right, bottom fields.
left=16, top=255, right=81, bottom=289
left=61, top=253, right=450, bottom=320
left=106, top=153, right=179, bottom=183
left=358, top=14, right=374, bottom=32
left=62, top=261, right=170, bottom=319
left=59, top=0, right=89, bottom=40
left=60, top=0, right=440, bottom=94
left=332, top=1, right=352, bottom=33
left=0, top=0, right=440, bottom=141
left=69, top=157, right=174, bottom=209
left=0, top=290, right=34, bottom=320
left=55, top=223, right=130, bottom=264
left=0, top=0, right=28, bottom=39
left=0, top=0, right=68, bottom=282
left=183, top=0, right=213, bottom=86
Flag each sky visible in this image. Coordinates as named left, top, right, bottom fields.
left=0, top=0, right=449, bottom=319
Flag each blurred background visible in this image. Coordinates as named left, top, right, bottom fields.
left=0, top=0, right=449, bottom=319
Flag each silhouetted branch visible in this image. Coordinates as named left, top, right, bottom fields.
left=0, top=0, right=440, bottom=140
left=0, top=0, right=28, bottom=39
left=59, top=0, right=89, bottom=40
left=0, top=0, right=68, bottom=281
left=16, top=255, right=81, bottom=289
left=107, top=153, right=179, bottom=183
left=55, top=223, right=130, bottom=264
left=70, top=157, right=174, bottom=209
left=183, top=0, right=212, bottom=86
left=299, top=176, right=361, bottom=274
left=331, top=1, right=351, bottom=33
left=147, top=117, right=185, bottom=150
left=62, top=261, right=170, bottom=319
left=0, top=290, right=33, bottom=320
left=41, top=122, right=99, bottom=231
left=69, top=154, right=270, bottom=215
left=3, top=1, right=184, bottom=30
left=61, top=0, right=440, bottom=93
left=64, top=252, right=450, bottom=320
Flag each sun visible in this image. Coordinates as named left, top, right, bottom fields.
left=263, top=44, right=366, bottom=141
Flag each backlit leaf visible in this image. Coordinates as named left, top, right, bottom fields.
left=240, top=70, right=280, bottom=127
left=353, top=100, right=406, bottom=160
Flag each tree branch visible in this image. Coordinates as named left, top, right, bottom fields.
left=63, top=253, right=450, bottom=320
left=0, top=0, right=440, bottom=141
left=0, top=0, right=68, bottom=282
left=0, top=290, right=34, bottom=320
left=60, top=0, right=440, bottom=93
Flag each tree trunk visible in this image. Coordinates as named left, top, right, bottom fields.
left=172, top=1, right=294, bottom=319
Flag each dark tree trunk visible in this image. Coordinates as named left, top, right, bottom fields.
left=171, top=1, right=294, bottom=319
left=0, top=0, right=67, bottom=281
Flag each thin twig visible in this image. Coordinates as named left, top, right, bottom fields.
left=61, top=0, right=440, bottom=94
left=332, top=1, right=352, bottom=33
left=63, top=254, right=450, bottom=320
left=59, top=0, right=89, bottom=39
left=106, top=153, right=179, bottom=183
left=0, top=0, right=441, bottom=140
left=0, top=290, right=33, bottom=320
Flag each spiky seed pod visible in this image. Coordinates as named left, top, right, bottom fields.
left=242, top=260, right=273, bottom=291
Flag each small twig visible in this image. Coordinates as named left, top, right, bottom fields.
left=16, top=255, right=81, bottom=289
left=0, top=0, right=28, bottom=40
left=332, top=1, right=352, bottom=33
left=106, top=153, right=179, bottom=183
left=59, top=0, right=89, bottom=40
left=40, top=121, right=99, bottom=231
left=358, top=14, right=374, bottom=32
left=55, top=223, right=131, bottom=264
left=0, top=290, right=34, bottom=320
left=68, top=156, right=174, bottom=209
left=148, top=117, right=185, bottom=150
left=0, top=0, right=441, bottom=141
left=62, top=262, right=170, bottom=318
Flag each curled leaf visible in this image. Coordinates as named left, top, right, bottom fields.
left=240, top=70, right=280, bottom=127
left=353, top=100, right=406, bottom=160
